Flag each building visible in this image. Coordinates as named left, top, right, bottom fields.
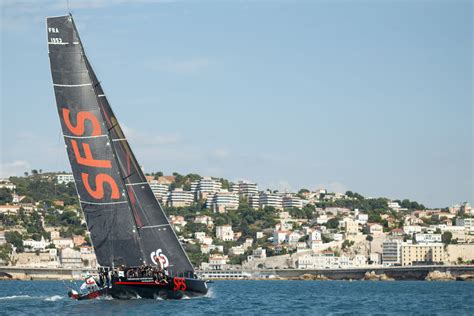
left=80, top=246, right=97, bottom=268
left=207, top=190, right=239, bottom=213
left=232, top=181, right=259, bottom=197
left=216, top=225, right=234, bottom=241
left=368, top=223, right=384, bottom=235
left=191, top=177, right=222, bottom=199
left=282, top=195, right=304, bottom=209
left=414, top=233, right=442, bottom=244
left=52, top=237, right=74, bottom=249
left=456, top=218, right=474, bottom=233
left=297, top=253, right=351, bottom=269
left=400, top=243, right=445, bottom=266
left=273, top=230, right=288, bottom=244
left=0, top=179, right=16, bottom=190
left=148, top=180, right=169, bottom=201
left=60, top=247, right=82, bottom=268
left=382, top=240, right=401, bottom=266
left=0, top=205, right=21, bottom=215
left=167, top=188, right=194, bottom=207
left=201, top=255, right=229, bottom=270
left=248, top=194, right=260, bottom=209
left=194, top=215, right=214, bottom=228
left=0, top=231, right=5, bottom=245
left=157, top=175, right=175, bottom=185
left=56, top=174, right=74, bottom=185
left=23, top=236, right=49, bottom=251
left=341, top=218, right=359, bottom=235
left=356, top=213, right=369, bottom=225
left=259, top=192, right=283, bottom=210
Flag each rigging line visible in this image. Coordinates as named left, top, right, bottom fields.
left=66, top=0, right=71, bottom=13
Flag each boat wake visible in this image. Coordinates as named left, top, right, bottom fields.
left=0, top=295, right=34, bottom=300
left=44, top=295, right=64, bottom=302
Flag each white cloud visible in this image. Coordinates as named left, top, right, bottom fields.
left=0, top=160, right=31, bottom=178
left=121, top=124, right=181, bottom=146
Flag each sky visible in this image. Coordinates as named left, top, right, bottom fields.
left=0, top=0, right=472, bottom=208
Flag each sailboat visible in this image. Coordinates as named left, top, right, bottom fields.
left=47, top=14, right=208, bottom=300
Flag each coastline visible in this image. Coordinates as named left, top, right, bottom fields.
left=1, top=265, right=473, bottom=282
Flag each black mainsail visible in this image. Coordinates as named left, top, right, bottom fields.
left=47, top=15, right=194, bottom=276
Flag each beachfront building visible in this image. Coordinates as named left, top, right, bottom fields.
left=400, top=243, right=445, bottom=266
left=382, top=240, right=401, bottom=266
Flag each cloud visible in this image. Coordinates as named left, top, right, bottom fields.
left=0, top=160, right=31, bottom=178
left=148, top=58, right=210, bottom=75
left=121, top=125, right=181, bottom=146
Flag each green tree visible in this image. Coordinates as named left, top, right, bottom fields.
left=5, top=231, right=24, bottom=252
left=0, top=188, right=13, bottom=204
left=442, top=231, right=453, bottom=245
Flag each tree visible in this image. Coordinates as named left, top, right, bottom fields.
left=0, top=188, right=13, bottom=204
left=326, top=218, right=339, bottom=229
left=5, top=231, right=24, bottom=252
left=442, top=232, right=452, bottom=245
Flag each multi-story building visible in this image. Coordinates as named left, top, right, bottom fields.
left=456, top=218, right=474, bottom=233
left=341, top=218, right=359, bottom=235
left=56, top=174, right=74, bottom=185
left=167, top=188, right=194, bottom=207
left=249, top=194, right=260, bottom=209
left=232, top=181, right=259, bottom=197
left=382, top=240, right=401, bottom=266
left=400, top=243, right=445, bottom=266
left=216, top=225, right=234, bottom=241
left=282, top=195, right=304, bottom=209
left=259, top=192, right=283, bottom=210
left=148, top=180, right=169, bottom=202
left=207, top=190, right=239, bottom=213
left=0, top=179, right=16, bottom=190
left=191, top=177, right=222, bottom=199
left=60, top=247, right=82, bottom=268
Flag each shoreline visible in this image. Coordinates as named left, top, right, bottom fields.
left=1, top=265, right=473, bottom=282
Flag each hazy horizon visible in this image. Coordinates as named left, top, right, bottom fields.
left=1, top=0, right=472, bottom=208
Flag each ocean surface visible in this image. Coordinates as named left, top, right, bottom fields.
left=0, top=280, right=473, bottom=315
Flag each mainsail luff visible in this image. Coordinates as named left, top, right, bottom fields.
left=47, top=15, right=144, bottom=267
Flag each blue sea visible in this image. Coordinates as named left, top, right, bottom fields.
left=0, top=280, right=473, bottom=315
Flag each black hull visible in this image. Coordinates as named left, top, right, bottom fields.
left=70, top=277, right=208, bottom=300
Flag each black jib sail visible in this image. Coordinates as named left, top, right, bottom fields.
left=47, top=15, right=194, bottom=276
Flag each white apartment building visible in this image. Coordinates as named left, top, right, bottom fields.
left=23, top=236, right=49, bottom=251
left=382, top=240, right=401, bottom=266
left=194, top=215, right=214, bottom=228
left=259, top=192, right=283, bottom=210
left=167, top=188, right=194, bottom=207
left=207, top=190, right=239, bottom=213
left=56, top=174, right=74, bottom=185
left=282, top=195, right=304, bottom=209
left=356, top=213, right=369, bottom=225
left=216, top=225, right=234, bottom=241
left=191, top=177, right=222, bottom=198
left=297, top=254, right=351, bottom=269
left=456, top=218, right=474, bottom=233
left=232, top=181, right=259, bottom=197
left=414, top=233, right=442, bottom=244
left=148, top=180, right=169, bottom=201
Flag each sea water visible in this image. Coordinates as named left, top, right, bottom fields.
left=0, top=280, right=473, bottom=315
